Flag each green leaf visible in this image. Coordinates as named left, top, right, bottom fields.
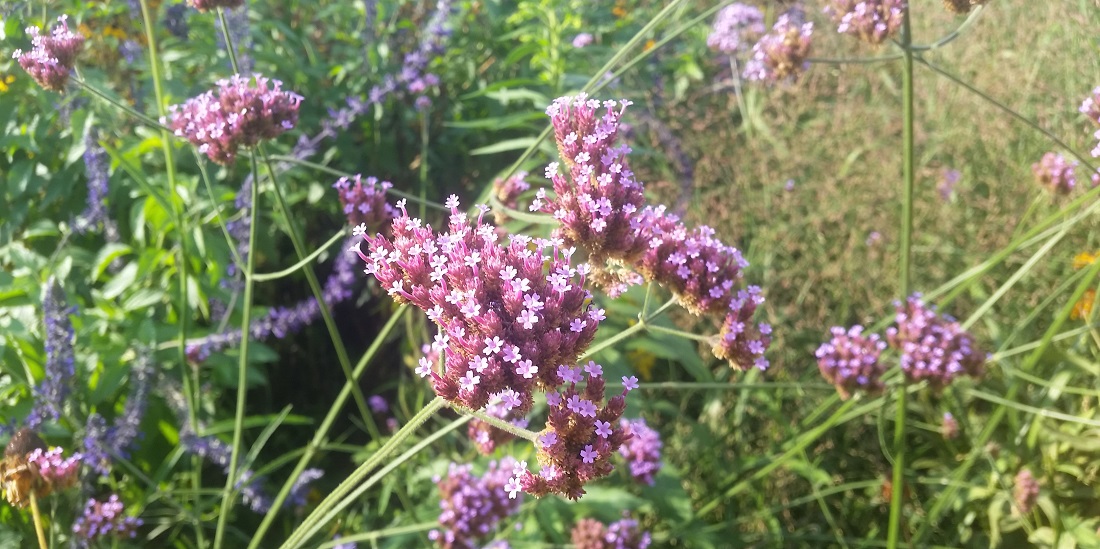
left=101, top=263, right=139, bottom=300
left=91, top=243, right=133, bottom=282
left=470, top=137, right=539, bottom=156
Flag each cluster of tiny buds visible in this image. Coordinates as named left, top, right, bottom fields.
left=1031, top=152, right=1078, bottom=195
left=571, top=514, right=652, bottom=549
left=886, top=294, right=985, bottom=390
left=164, top=74, right=302, bottom=164
left=941, top=412, right=959, bottom=439
left=353, top=196, right=602, bottom=414
left=333, top=174, right=397, bottom=230
left=431, top=457, right=521, bottom=549
left=815, top=325, right=888, bottom=399
left=73, top=494, right=143, bottom=542
left=468, top=393, right=529, bottom=455
left=12, top=15, right=85, bottom=92
left=712, top=286, right=772, bottom=371
left=825, top=1, right=906, bottom=45
left=618, top=418, right=662, bottom=486
left=706, top=3, right=765, bottom=55
left=492, top=171, right=531, bottom=221
left=743, top=14, right=814, bottom=83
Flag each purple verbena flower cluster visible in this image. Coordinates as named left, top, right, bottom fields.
left=468, top=394, right=528, bottom=455
left=164, top=74, right=302, bottom=165
left=815, top=325, right=888, bottom=399
left=573, top=33, right=594, bottom=49
left=571, top=515, right=652, bottom=549
left=706, top=3, right=765, bottom=55
left=618, top=418, right=661, bottom=485
left=1031, top=152, right=1077, bottom=195
left=27, top=447, right=82, bottom=491
left=825, top=1, right=906, bottom=45
left=72, top=494, right=142, bottom=542
left=12, top=15, right=85, bottom=92
left=518, top=361, right=632, bottom=499
left=743, top=14, right=814, bottom=83
left=353, top=196, right=601, bottom=414
left=885, top=294, right=985, bottom=390
left=333, top=174, right=397, bottom=230
left=28, top=278, right=75, bottom=429
left=187, top=0, right=244, bottom=12
left=1080, top=87, right=1100, bottom=157
left=431, top=457, right=522, bottom=549
left=1013, top=468, right=1039, bottom=515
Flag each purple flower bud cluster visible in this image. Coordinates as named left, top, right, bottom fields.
left=1080, top=87, right=1100, bottom=157
left=353, top=197, right=601, bottom=414
left=1031, top=152, right=1077, bottom=195
left=541, top=95, right=771, bottom=370
left=12, top=15, right=85, bottom=92
left=1013, top=468, right=1039, bottom=515
left=618, top=418, right=661, bottom=486
left=885, top=294, right=985, bottom=390
left=187, top=0, right=244, bottom=12
left=165, top=3, right=190, bottom=40
left=493, top=171, right=531, bottom=213
left=573, top=33, right=594, bottom=49
left=334, top=174, right=398, bottom=230
left=938, top=168, right=961, bottom=201
left=74, top=129, right=119, bottom=240
left=825, top=1, right=906, bottom=45
left=468, top=394, right=529, bottom=455
left=706, top=3, right=765, bottom=55
left=571, top=515, right=652, bottom=549
left=431, top=457, right=522, bottom=549
left=28, top=278, right=75, bottom=429
left=743, top=14, right=814, bottom=83
left=518, top=361, right=632, bottom=499
left=815, top=325, right=888, bottom=399
left=164, top=74, right=302, bottom=165
left=27, top=447, right=82, bottom=490
left=72, top=494, right=142, bottom=542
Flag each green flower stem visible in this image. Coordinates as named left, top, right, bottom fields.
left=72, top=78, right=165, bottom=129
left=268, top=154, right=448, bottom=211
left=256, top=148, right=376, bottom=433
left=315, top=523, right=436, bottom=548
left=579, top=297, right=679, bottom=361
left=216, top=8, right=242, bottom=75
left=247, top=305, right=409, bottom=549
left=460, top=405, right=540, bottom=442
left=614, top=381, right=835, bottom=391
left=645, top=323, right=712, bottom=343
left=212, top=154, right=261, bottom=549
left=252, top=231, right=345, bottom=281
left=29, top=493, right=47, bottom=549
left=196, top=151, right=247, bottom=274
left=279, top=397, right=450, bottom=549
left=888, top=4, right=917, bottom=547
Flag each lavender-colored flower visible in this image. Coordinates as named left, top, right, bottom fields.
left=618, top=418, right=661, bottom=486
left=332, top=535, right=357, bottom=549
left=74, top=129, right=119, bottom=241
left=72, top=494, right=142, bottom=542
left=1013, top=468, right=1039, bottom=515
left=712, top=286, right=772, bottom=371
left=573, top=33, right=594, bottom=48
left=941, top=412, right=959, bottom=439
left=188, top=0, right=244, bottom=12
left=467, top=393, right=529, bottom=455
left=179, top=427, right=273, bottom=513
left=368, top=395, right=389, bottom=414
left=571, top=515, right=652, bottom=549
left=431, top=457, right=522, bottom=549
left=27, top=447, right=82, bottom=490
left=938, top=168, right=961, bottom=201
left=706, top=3, right=765, bottom=55
left=12, top=15, right=85, bottom=92
left=83, top=413, right=112, bottom=475
left=164, top=74, right=302, bottom=165
left=815, top=325, right=887, bottom=399
left=165, top=3, right=190, bottom=40
left=28, top=278, right=75, bottom=429
left=885, top=294, right=985, bottom=390
left=743, top=15, right=814, bottom=83
left=106, top=352, right=153, bottom=456
left=492, top=171, right=531, bottom=216
left=352, top=197, right=601, bottom=415
left=1031, top=152, right=1077, bottom=194
left=333, top=174, right=397, bottom=230
left=825, top=1, right=906, bottom=45
left=286, top=468, right=324, bottom=508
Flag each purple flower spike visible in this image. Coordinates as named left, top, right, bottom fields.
left=707, top=3, right=765, bottom=55
left=28, top=278, right=75, bottom=429
left=431, top=457, right=521, bottom=548
left=164, top=74, right=302, bottom=164
left=73, top=494, right=142, bottom=542
left=743, top=14, right=814, bottom=83
left=825, top=1, right=906, bottom=45
left=12, top=15, right=85, bottom=92
left=619, top=418, right=662, bottom=486
left=1031, top=152, right=1078, bottom=195
left=815, top=325, right=887, bottom=399
left=886, top=294, right=985, bottom=390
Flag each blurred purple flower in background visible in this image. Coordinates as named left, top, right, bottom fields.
left=1013, top=468, right=1039, bottom=515
left=743, top=14, right=814, bottom=83
left=618, top=418, right=662, bottom=485
left=937, top=168, right=960, bottom=201
left=706, top=3, right=765, bottom=55
left=1031, top=152, right=1077, bottom=195
left=573, top=33, right=594, bottom=48
left=431, top=457, right=522, bottom=548
left=75, top=129, right=120, bottom=242
left=28, top=278, right=75, bottom=429
left=815, top=325, right=887, bottom=399
left=825, top=0, right=906, bottom=45
left=571, top=514, right=652, bottom=549
left=73, top=494, right=143, bottom=542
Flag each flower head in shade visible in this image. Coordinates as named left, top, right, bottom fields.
left=825, top=1, right=906, bottom=45
left=332, top=535, right=357, bottom=549
left=72, top=494, right=142, bottom=541
left=352, top=197, right=601, bottom=414
left=941, top=412, right=959, bottom=439
left=28, top=278, right=75, bottom=429
left=618, top=418, right=662, bottom=486
left=164, top=74, right=302, bottom=164
left=165, top=3, right=190, bottom=40
left=572, top=33, right=594, bottom=48
left=815, top=325, right=887, bottom=399
left=287, top=468, right=324, bottom=508
left=1031, top=152, right=1078, bottom=194
left=743, top=14, right=813, bottom=83
left=1013, top=468, right=1039, bottom=515
left=516, top=361, right=631, bottom=499
left=706, top=3, right=765, bottom=55
left=12, top=15, right=85, bottom=92
left=187, top=0, right=244, bottom=11
left=885, top=294, right=985, bottom=390
left=711, top=287, right=772, bottom=371
left=333, top=174, right=397, bottom=230
left=571, top=514, right=652, bottom=549
left=492, top=171, right=531, bottom=222
left=431, top=457, right=522, bottom=549
left=468, top=393, right=529, bottom=455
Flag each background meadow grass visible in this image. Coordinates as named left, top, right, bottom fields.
left=1, top=0, right=1099, bottom=547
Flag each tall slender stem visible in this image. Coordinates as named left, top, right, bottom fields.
left=29, top=493, right=47, bottom=549
left=887, top=4, right=916, bottom=548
